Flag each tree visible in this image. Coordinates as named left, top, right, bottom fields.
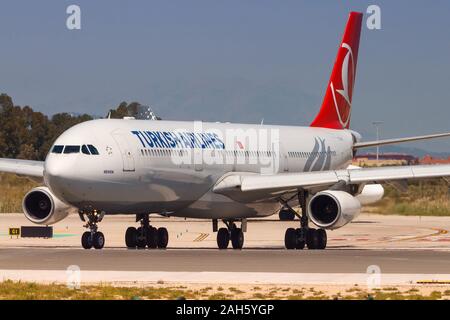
left=108, top=101, right=143, bottom=119
left=0, top=94, right=145, bottom=160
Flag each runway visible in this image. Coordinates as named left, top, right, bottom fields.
left=1, top=213, right=450, bottom=286
left=1, top=248, right=450, bottom=274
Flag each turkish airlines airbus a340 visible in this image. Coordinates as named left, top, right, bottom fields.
left=2, top=12, right=450, bottom=250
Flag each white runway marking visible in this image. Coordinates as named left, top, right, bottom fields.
left=1, top=270, right=450, bottom=286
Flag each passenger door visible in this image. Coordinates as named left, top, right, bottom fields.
left=112, top=130, right=135, bottom=172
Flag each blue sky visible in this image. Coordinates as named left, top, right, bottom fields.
left=1, top=0, right=450, bottom=152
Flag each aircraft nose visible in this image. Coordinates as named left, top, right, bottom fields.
left=45, top=157, right=66, bottom=179
left=44, top=156, right=78, bottom=189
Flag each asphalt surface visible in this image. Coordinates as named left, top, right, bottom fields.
left=1, top=248, right=450, bottom=274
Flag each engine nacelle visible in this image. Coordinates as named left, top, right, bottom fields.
left=22, top=186, right=73, bottom=225
left=308, top=190, right=361, bottom=230
left=356, top=184, right=384, bottom=205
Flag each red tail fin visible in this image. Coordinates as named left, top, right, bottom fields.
left=310, top=12, right=363, bottom=130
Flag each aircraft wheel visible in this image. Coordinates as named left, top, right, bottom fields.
left=295, top=228, right=306, bottom=249
left=317, top=229, right=327, bottom=250
left=93, top=232, right=105, bottom=250
left=279, top=209, right=295, bottom=221
left=217, top=228, right=230, bottom=249
left=136, top=227, right=147, bottom=249
left=231, top=228, right=244, bottom=249
left=306, top=228, right=320, bottom=250
left=81, top=232, right=93, bottom=249
left=284, top=228, right=297, bottom=250
left=146, top=227, right=158, bottom=249
left=125, top=227, right=137, bottom=248
left=157, top=227, right=169, bottom=249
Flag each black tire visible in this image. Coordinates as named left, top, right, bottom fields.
left=217, top=228, right=230, bottom=249
left=317, top=229, right=327, bottom=250
left=146, top=227, right=158, bottom=249
left=136, top=227, right=146, bottom=249
left=295, top=228, right=305, bottom=250
left=157, top=227, right=169, bottom=249
left=231, top=228, right=244, bottom=249
left=284, top=228, right=297, bottom=250
left=93, top=232, right=105, bottom=250
left=306, top=228, right=319, bottom=250
left=81, top=232, right=93, bottom=250
left=125, top=227, right=137, bottom=248
left=279, top=210, right=295, bottom=221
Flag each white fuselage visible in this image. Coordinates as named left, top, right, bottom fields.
left=44, top=119, right=355, bottom=219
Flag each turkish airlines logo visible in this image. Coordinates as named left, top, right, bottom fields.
left=331, top=43, right=355, bottom=128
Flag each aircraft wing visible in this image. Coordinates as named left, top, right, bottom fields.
left=213, top=165, right=450, bottom=199
left=0, top=158, right=44, bottom=178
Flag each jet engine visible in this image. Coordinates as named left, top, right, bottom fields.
left=22, top=186, right=73, bottom=225
left=356, top=184, right=384, bottom=205
left=308, top=190, right=361, bottom=230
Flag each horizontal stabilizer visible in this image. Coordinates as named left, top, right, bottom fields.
left=354, top=132, right=450, bottom=149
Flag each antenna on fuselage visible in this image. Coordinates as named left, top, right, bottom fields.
left=135, top=105, right=161, bottom=120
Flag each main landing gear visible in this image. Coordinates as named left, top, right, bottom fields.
left=283, top=191, right=328, bottom=250
left=79, top=210, right=106, bottom=250
left=125, top=214, right=169, bottom=249
left=214, top=219, right=246, bottom=250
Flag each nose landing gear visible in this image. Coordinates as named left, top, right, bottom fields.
left=79, top=210, right=105, bottom=250
left=125, top=214, right=169, bottom=249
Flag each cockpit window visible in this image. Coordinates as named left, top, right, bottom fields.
left=52, top=145, right=98, bottom=155
left=63, top=145, right=81, bottom=154
left=81, top=145, right=90, bottom=155
left=87, top=145, right=99, bottom=155
left=52, top=145, right=64, bottom=154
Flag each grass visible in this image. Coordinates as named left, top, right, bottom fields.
left=366, top=180, right=450, bottom=216
left=0, top=281, right=449, bottom=300
left=0, top=173, right=40, bottom=213
left=0, top=280, right=197, bottom=300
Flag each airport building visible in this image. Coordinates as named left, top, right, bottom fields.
left=419, top=155, right=450, bottom=165
left=352, top=153, right=419, bottom=167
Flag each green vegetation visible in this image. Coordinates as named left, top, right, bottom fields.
left=367, top=180, right=450, bottom=216
left=0, top=93, right=148, bottom=213
left=0, top=93, right=145, bottom=161
left=0, top=281, right=448, bottom=300
left=0, top=280, right=198, bottom=300
left=0, top=94, right=93, bottom=161
left=0, top=173, right=39, bottom=213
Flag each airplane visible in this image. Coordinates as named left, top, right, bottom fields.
left=2, top=11, right=450, bottom=251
